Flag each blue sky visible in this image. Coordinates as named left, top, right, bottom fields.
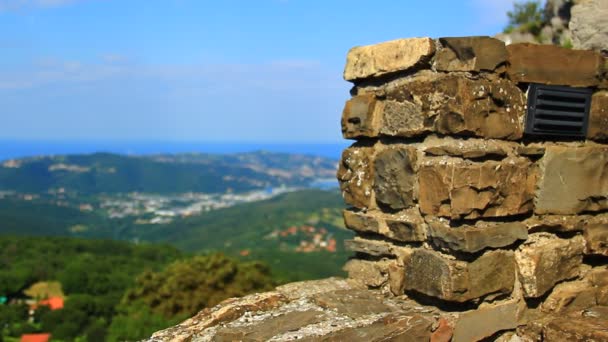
left=0, top=0, right=515, bottom=142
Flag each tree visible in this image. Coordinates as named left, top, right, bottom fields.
left=504, top=1, right=546, bottom=36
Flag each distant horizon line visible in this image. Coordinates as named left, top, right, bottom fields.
left=0, top=138, right=347, bottom=144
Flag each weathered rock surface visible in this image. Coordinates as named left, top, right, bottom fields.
left=373, top=145, right=417, bottom=210
left=451, top=300, right=520, bottom=342
left=357, top=73, right=525, bottom=140
left=506, top=43, right=604, bottom=86
left=426, top=217, right=528, bottom=253
left=418, top=156, right=535, bottom=219
left=404, top=248, right=515, bottom=302
left=343, top=37, right=435, bottom=82
left=337, top=143, right=375, bottom=209
left=343, top=208, right=427, bottom=242
left=524, top=214, right=589, bottom=233
left=570, top=0, right=608, bottom=52
left=343, top=259, right=390, bottom=288
left=543, top=316, right=608, bottom=341
left=588, top=91, right=608, bottom=140
left=584, top=219, right=608, bottom=256
left=535, top=145, right=608, bottom=215
left=421, top=135, right=514, bottom=159
left=434, top=36, right=507, bottom=72
left=341, top=94, right=380, bottom=139
left=515, top=234, right=585, bottom=298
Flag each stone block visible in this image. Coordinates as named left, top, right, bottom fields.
left=535, top=146, right=608, bottom=215
left=584, top=221, right=608, bottom=256
left=341, top=94, right=381, bottom=139
left=506, top=43, right=603, bottom=86
left=452, top=300, right=520, bottom=342
left=426, top=217, right=527, bottom=253
left=588, top=91, right=608, bottom=141
left=524, top=215, right=589, bottom=233
left=515, top=234, right=585, bottom=298
left=543, top=317, right=608, bottom=341
left=373, top=145, right=417, bottom=210
left=404, top=249, right=515, bottom=302
left=541, top=279, right=598, bottom=314
left=374, top=73, right=525, bottom=140
left=343, top=259, right=390, bottom=288
left=343, top=37, right=435, bottom=81
left=344, top=237, right=413, bottom=259
left=343, top=208, right=427, bottom=242
left=418, top=156, right=535, bottom=219
left=421, top=135, right=514, bottom=159
left=434, top=36, right=507, bottom=72
left=337, top=143, right=375, bottom=209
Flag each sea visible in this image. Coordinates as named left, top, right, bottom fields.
left=0, top=140, right=352, bottom=162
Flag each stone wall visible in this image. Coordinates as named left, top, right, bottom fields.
left=339, top=36, right=608, bottom=340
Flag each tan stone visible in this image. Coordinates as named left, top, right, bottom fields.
left=541, top=279, right=598, bottom=314
left=452, top=300, right=520, bottom=342
left=341, top=94, right=381, bottom=139
left=422, top=135, right=514, bottom=159
left=344, top=37, right=435, bottom=81
left=344, top=237, right=413, bottom=259
left=342, top=208, right=381, bottom=235
left=543, top=317, right=608, bottom=341
left=312, top=289, right=396, bottom=319
left=515, top=234, right=585, bottom=298
left=434, top=36, right=507, bottom=72
left=373, top=145, right=417, bottom=210
left=343, top=208, right=427, bottom=242
left=535, top=146, right=608, bottom=215
left=507, top=43, right=603, bottom=86
left=337, top=143, right=375, bottom=209
left=584, top=221, right=608, bottom=256
left=370, top=73, right=525, bottom=140
left=524, top=214, right=589, bottom=233
left=404, top=249, right=515, bottom=302
left=430, top=317, right=453, bottom=342
left=418, top=156, right=535, bottom=219
left=426, top=217, right=527, bottom=253
left=588, top=91, right=608, bottom=141
left=388, top=262, right=406, bottom=296
left=343, top=259, right=390, bottom=288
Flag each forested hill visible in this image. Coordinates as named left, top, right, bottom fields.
left=0, top=151, right=337, bottom=194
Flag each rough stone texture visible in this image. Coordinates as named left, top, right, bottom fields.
left=452, top=300, right=520, bottom=342
left=373, top=145, right=417, bottom=210
left=535, top=145, right=608, bottom=215
left=341, top=94, right=380, bottom=139
left=588, top=91, right=608, bottom=141
left=506, top=43, right=604, bottom=86
left=343, top=259, right=390, bottom=288
left=515, top=234, right=585, bottom=298
left=344, top=237, right=413, bottom=259
left=541, top=279, right=598, bottom=314
left=430, top=317, right=453, bottom=342
left=524, top=214, right=589, bottom=233
left=343, top=208, right=427, bottom=242
left=368, top=73, right=526, bottom=140
left=584, top=220, right=608, bottom=256
left=569, top=0, right=608, bottom=52
left=343, top=37, right=435, bottom=82
left=543, top=317, right=608, bottom=341
left=418, top=156, right=535, bottom=219
left=404, top=248, right=515, bottom=302
left=337, top=143, right=375, bottom=209
left=434, top=36, right=507, bottom=72
left=421, top=135, right=514, bottom=159
left=426, top=217, right=528, bottom=253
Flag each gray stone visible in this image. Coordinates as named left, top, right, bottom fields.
left=570, top=0, right=608, bottom=52
left=337, top=143, right=376, bottom=209
left=404, top=249, right=516, bottom=302
left=373, top=145, right=417, bottom=210
left=535, top=146, right=608, bottom=215
left=343, top=259, right=390, bottom=288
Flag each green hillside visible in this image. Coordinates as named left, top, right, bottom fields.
left=0, top=151, right=337, bottom=194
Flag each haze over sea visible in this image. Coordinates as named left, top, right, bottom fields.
left=0, top=140, right=350, bottom=162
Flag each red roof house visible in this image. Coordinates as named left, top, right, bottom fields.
left=20, top=333, right=51, bottom=342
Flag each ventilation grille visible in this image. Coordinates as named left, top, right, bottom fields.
left=525, top=83, right=592, bottom=138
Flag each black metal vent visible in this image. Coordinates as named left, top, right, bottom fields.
left=525, top=83, right=592, bottom=138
